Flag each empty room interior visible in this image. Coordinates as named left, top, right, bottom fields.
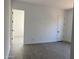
left=4, top=0, right=74, bottom=59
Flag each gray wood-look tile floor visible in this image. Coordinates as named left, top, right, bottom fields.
left=8, top=37, right=71, bottom=59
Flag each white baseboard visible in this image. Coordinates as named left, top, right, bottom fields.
left=24, top=40, right=62, bottom=44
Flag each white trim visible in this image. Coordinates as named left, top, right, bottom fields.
left=24, top=40, right=62, bottom=44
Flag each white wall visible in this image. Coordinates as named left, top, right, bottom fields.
left=63, top=9, right=73, bottom=42
left=13, top=9, right=24, bottom=37
left=12, top=1, right=64, bottom=44
left=4, top=0, right=11, bottom=59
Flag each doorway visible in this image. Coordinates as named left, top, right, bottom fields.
left=9, top=9, right=24, bottom=58
left=12, top=9, right=24, bottom=55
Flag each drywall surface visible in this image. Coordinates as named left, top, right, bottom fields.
left=4, top=0, right=11, bottom=59
left=12, top=1, right=64, bottom=44
left=63, top=9, right=73, bottom=42
left=13, top=9, right=24, bottom=37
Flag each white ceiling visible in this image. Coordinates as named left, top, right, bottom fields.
left=12, top=0, right=74, bottom=9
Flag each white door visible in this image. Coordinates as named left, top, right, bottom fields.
left=57, top=14, right=64, bottom=41
left=12, top=9, right=24, bottom=38
left=12, top=9, right=24, bottom=46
